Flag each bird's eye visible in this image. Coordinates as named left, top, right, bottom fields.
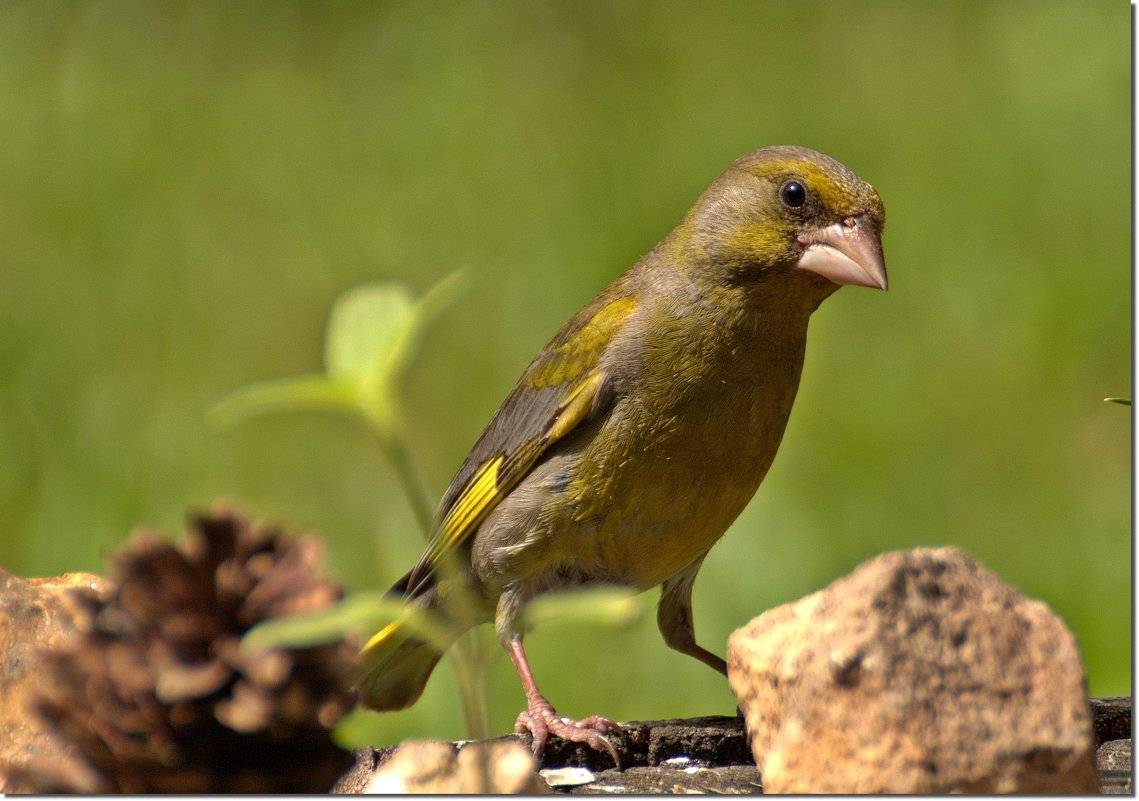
left=780, top=180, right=807, bottom=208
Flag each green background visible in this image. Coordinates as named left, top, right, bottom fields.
left=0, top=0, right=1129, bottom=747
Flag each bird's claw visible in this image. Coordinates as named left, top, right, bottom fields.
left=515, top=701, right=623, bottom=768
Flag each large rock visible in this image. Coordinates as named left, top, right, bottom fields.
left=727, top=547, right=1097, bottom=793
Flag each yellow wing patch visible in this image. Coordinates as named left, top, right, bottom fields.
left=409, top=368, right=610, bottom=589
left=433, top=455, right=505, bottom=562
left=528, top=296, right=636, bottom=388
left=437, top=458, right=505, bottom=551
left=361, top=619, right=402, bottom=654
left=545, top=370, right=606, bottom=441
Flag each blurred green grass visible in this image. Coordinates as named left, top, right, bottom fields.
left=0, top=0, right=1129, bottom=746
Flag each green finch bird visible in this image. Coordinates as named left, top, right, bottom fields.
left=355, top=145, right=887, bottom=759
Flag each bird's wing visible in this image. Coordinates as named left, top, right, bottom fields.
left=398, top=290, right=638, bottom=598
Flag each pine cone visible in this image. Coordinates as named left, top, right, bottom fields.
left=16, top=506, right=355, bottom=793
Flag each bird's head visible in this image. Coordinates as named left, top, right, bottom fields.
left=682, top=146, right=887, bottom=294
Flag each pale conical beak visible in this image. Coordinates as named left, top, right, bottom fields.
left=796, top=215, right=888, bottom=290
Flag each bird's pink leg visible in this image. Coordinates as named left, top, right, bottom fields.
left=508, top=637, right=622, bottom=765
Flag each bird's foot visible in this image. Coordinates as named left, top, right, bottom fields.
left=514, top=695, right=623, bottom=766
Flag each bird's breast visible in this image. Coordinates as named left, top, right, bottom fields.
left=563, top=307, right=810, bottom=588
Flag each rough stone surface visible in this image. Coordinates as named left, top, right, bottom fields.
left=515, top=714, right=752, bottom=773
left=1096, top=739, right=1132, bottom=794
left=334, top=702, right=1128, bottom=793
left=334, top=716, right=759, bottom=793
left=1090, top=696, right=1132, bottom=745
left=0, top=569, right=110, bottom=792
left=727, top=547, right=1098, bottom=794
left=559, top=764, right=762, bottom=794
left=360, top=740, right=545, bottom=794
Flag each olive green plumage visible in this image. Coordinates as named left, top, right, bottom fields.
left=355, top=146, right=887, bottom=746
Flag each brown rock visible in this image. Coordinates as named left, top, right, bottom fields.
left=727, top=547, right=1097, bottom=793
left=364, top=740, right=545, bottom=794
left=0, top=569, right=111, bottom=792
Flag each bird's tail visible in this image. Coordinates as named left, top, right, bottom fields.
left=353, top=585, right=463, bottom=712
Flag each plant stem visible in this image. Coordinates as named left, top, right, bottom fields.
left=449, top=632, right=491, bottom=741
left=377, top=432, right=435, bottom=537
left=371, top=415, right=491, bottom=742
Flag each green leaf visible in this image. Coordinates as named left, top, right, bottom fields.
left=207, top=374, right=357, bottom=430
left=241, top=590, right=457, bottom=655
left=324, top=283, right=415, bottom=384
left=324, top=271, right=468, bottom=434
left=332, top=706, right=388, bottom=748
left=387, top=269, right=469, bottom=381
left=365, top=603, right=458, bottom=654
left=242, top=590, right=395, bottom=651
left=519, top=585, right=643, bottom=631
left=1104, top=397, right=1131, bottom=406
